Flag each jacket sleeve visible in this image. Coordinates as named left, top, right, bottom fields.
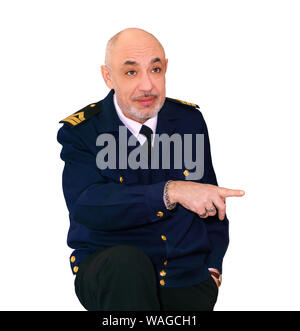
left=57, top=125, right=173, bottom=231
left=199, top=113, right=230, bottom=274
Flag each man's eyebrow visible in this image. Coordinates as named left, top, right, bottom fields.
left=122, top=58, right=162, bottom=66
left=123, top=60, right=137, bottom=66
left=151, top=57, right=162, bottom=64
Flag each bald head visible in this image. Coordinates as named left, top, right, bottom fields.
left=104, top=28, right=165, bottom=67
left=101, top=27, right=168, bottom=124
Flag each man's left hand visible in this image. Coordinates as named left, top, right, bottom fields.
left=208, top=268, right=221, bottom=288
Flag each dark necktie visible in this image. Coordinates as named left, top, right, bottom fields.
left=139, top=124, right=153, bottom=162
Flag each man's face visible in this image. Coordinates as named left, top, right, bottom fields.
left=102, top=34, right=168, bottom=122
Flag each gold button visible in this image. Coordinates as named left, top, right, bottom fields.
left=119, top=176, right=124, bottom=183
left=160, top=270, right=167, bottom=277
left=163, top=260, right=168, bottom=266
left=160, top=279, right=165, bottom=286
left=161, top=235, right=167, bottom=241
left=183, top=169, right=189, bottom=176
left=73, top=266, right=79, bottom=273
left=70, top=256, right=76, bottom=263
left=157, top=211, right=164, bottom=217
left=90, top=103, right=96, bottom=107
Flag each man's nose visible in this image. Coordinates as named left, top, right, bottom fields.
left=138, top=71, right=153, bottom=91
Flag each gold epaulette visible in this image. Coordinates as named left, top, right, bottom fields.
left=59, top=102, right=101, bottom=128
left=166, top=97, right=200, bottom=110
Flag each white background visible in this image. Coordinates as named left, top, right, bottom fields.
left=0, top=0, right=299, bottom=310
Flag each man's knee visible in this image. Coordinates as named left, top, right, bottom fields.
left=75, top=245, right=159, bottom=311
left=104, top=245, right=154, bottom=272
left=77, top=245, right=155, bottom=281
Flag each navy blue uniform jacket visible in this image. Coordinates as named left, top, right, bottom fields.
left=57, top=89, right=229, bottom=288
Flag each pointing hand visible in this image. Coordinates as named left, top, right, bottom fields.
left=167, top=181, right=245, bottom=220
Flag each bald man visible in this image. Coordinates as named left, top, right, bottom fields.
left=57, top=28, right=244, bottom=311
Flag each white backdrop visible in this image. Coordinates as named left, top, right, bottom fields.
left=1, top=0, right=299, bottom=310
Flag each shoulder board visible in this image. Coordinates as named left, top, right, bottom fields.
left=59, top=102, right=101, bottom=128
left=166, top=97, right=200, bottom=110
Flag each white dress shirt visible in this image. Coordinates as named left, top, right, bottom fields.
left=113, top=93, right=157, bottom=146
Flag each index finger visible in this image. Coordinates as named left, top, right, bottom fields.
left=218, top=187, right=245, bottom=198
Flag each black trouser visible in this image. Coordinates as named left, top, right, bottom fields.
left=74, top=245, right=219, bottom=311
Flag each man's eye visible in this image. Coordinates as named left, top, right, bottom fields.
left=126, top=70, right=136, bottom=76
left=152, top=67, right=162, bottom=73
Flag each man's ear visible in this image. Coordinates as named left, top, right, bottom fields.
left=101, top=65, right=114, bottom=89
left=165, top=58, right=168, bottom=73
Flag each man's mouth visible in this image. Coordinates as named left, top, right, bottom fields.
left=135, top=96, right=156, bottom=106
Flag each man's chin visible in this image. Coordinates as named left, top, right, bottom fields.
left=127, top=103, right=162, bottom=120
